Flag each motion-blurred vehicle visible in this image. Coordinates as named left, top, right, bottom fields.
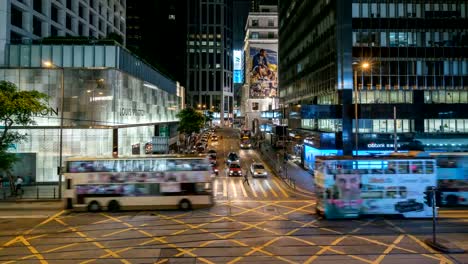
left=228, top=162, right=242, bottom=177
left=208, top=154, right=217, bottom=165
left=211, top=164, right=219, bottom=176
left=250, top=163, right=268, bottom=178
left=226, top=152, right=240, bottom=165
left=240, top=138, right=252, bottom=149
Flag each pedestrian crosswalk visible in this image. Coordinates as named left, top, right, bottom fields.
left=212, top=177, right=290, bottom=199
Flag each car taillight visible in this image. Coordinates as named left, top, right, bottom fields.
left=459, top=197, right=466, bottom=202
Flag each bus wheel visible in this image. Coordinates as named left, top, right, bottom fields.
left=446, top=195, right=458, bottom=206
left=108, top=200, right=120, bottom=213
left=88, top=201, right=101, bottom=212
left=179, top=199, right=192, bottom=211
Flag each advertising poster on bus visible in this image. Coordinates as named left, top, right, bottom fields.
left=248, top=47, right=278, bottom=98
left=324, top=173, right=435, bottom=218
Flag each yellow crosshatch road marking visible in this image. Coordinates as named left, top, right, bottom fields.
left=230, top=180, right=237, bottom=197
left=272, top=178, right=289, bottom=197
left=53, top=218, right=131, bottom=264
left=373, top=235, right=405, bottom=264
left=264, top=180, right=278, bottom=197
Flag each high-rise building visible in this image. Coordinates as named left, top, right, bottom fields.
left=241, top=5, right=279, bottom=133
left=279, top=1, right=468, bottom=168
left=186, top=0, right=233, bottom=126
left=125, top=0, right=186, bottom=84
left=0, top=0, right=126, bottom=64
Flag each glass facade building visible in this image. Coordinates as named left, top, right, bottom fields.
left=186, top=0, right=234, bottom=125
left=279, top=0, right=468, bottom=155
left=2, top=44, right=180, bottom=184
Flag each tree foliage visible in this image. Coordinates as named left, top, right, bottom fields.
left=0, top=81, right=49, bottom=191
left=204, top=111, right=214, bottom=126
left=176, top=108, right=205, bottom=135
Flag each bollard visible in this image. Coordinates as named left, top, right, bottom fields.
left=53, top=187, right=56, bottom=199
left=37, top=187, right=39, bottom=199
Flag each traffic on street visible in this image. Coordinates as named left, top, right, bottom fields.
left=0, top=128, right=467, bottom=264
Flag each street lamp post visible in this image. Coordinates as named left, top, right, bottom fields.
left=353, top=62, right=369, bottom=156
left=43, top=61, right=64, bottom=199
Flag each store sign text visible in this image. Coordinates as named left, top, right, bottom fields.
left=367, top=142, right=401, bottom=148
left=120, top=108, right=145, bottom=117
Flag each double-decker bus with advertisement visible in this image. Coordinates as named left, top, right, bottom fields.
left=430, top=152, right=468, bottom=207
left=314, top=155, right=437, bottom=219
left=64, top=155, right=213, bottom=212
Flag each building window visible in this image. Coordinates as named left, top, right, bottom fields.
left=252, top=102, right=259, bottom=111
left=51, top=5, right=59, bottom=22
left=10, top=31, right=23, bottom=43
left=251, top=32, right=259, bottom=39
left=66, top=0, right=72, bottom=10
left=33, top=0, right=42, bottom=14
left=33, top=16, right=42, bottom=36
left=66, top=15, right=72, bottom=30
left=78, top=23, right=84, bottom=35
left=79, top=4, right=85, bottom=19
left=11, top=6, right=23, bottom=29
left=268, top=32, right=275, bottom=39
left=51, top=26, right=59, bottom=36
left=425, top=119, right=468, bottom=133
left=268, top=19, right=274, bottom=27
left=252, top=19, right=259, bottom=26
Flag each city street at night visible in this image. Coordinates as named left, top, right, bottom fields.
left=1, top=129, right=467, bottom=264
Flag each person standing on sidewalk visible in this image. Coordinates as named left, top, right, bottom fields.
left=15, top=176, right=23, bottom=196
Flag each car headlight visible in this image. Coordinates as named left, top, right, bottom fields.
left=214, top=169, right=218, bottom=172
left=248, top=144, right=251, bottom=147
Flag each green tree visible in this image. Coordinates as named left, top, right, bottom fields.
left=176, top=108, right=205, bottom=136
left=0, top=81, right=48, bottom=193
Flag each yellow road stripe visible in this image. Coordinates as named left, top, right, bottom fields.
left=230, top=179, right=237, bottom=197
left=102, top=227, right=133, bottom=237
left=264, top=180, right=278, bottom=198
left=407, top=234, right=453, bottom=264
left=24, top=210, right=66, bottom=235
left=304, top=236, right=348, bottom=264
left=239, top=179, right=248, bottom=197
left=272, top=178, right=289, bottom=198
left=372, top=235, right=405, bottom=264
left=44, top=243, right=78, bottom=253
left=19, top=236, right=48, bottom=264
left=223, top=179, right=228, bottom=197
left=154, top=259, right=168, bottom=264
left=256, top=180, right=268, bottom=197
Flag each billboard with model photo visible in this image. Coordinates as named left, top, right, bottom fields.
left=248, top=47, right=278, bottom=98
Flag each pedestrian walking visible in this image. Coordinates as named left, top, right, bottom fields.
left=243, top=171, right=250, bottom=185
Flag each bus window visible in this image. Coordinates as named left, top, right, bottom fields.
left=411, top=161, right=423, bottom=174
left=425, top=161, right=435, bottom=174
left=398, top=161, right=409, bottom=174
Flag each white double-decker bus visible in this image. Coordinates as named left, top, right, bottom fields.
left=314, top=155, right=437, bottom=219
left=64, top=155, right=213, bottom=212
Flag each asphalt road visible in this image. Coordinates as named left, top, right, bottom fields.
left=0, top=128, right=467, bottom=264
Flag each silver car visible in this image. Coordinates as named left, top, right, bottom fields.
left=250, top=163, right=268, bottom=178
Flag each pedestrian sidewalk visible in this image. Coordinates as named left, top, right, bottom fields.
left=0, top=184, right=61, bottom=202
left=258, top=142, right=315, bottom=195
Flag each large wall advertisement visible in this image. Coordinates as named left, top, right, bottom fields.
left=248, top=47, right=278, bottom=98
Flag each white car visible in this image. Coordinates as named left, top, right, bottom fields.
left=250, top=163, right=268, bottom=178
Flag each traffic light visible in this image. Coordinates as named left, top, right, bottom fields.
left=423, top=190, right=433, bottom=207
